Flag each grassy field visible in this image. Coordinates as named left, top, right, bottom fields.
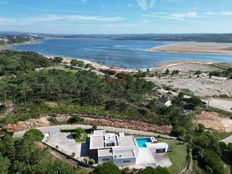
left=159, top=138, right=188, bottom=174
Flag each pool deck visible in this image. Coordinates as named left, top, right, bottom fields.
left=134, top=147, right=172, bottom=169
left=137, top=148, right=155, bottom=165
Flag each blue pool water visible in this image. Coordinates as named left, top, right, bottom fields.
left=136, top=138, right=152, bottom=148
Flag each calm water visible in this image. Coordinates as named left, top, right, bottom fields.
left=136, top=138, right=152, bottom=148
left=8, top=38, right=232, bottom=68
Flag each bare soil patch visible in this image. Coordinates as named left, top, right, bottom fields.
left=3, top=117, right=51, bottom=132
left=82, top=116, right=172, bottom=134
left=194, top=111, right=232, bottom=132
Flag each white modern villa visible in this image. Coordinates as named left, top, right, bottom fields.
left=89, top=130, right=169, bottom=166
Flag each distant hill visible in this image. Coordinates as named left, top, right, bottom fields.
left=1, top=32, right=232, bottom=43
left=46, top=33, right=232, bottom=43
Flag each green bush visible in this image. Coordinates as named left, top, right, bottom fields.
left=23, top=129, right=44, bottom=141
left=201, top=150, right=225, bottom=174
left=89, top=159, right=95, bottom=165
left=137, top=167, right=170, bottom=174
left=93, top=162, right=120, bottom=174
left=83, top=157, right=89, bottom=164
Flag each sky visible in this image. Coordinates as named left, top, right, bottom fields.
left=0, top=0, right=232, bottom=34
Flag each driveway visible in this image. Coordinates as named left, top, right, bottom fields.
left=13, top=124, right=176, bottom=139
left=43, top=131, right=89, bottom=160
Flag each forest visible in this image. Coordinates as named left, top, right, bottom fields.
left=0, top=50, right=231, bottom=174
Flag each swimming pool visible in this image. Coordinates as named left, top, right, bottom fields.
left=136, top=138, right=152, bottom=148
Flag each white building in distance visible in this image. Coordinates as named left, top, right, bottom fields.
left=89, top=130, right=169, bottom=166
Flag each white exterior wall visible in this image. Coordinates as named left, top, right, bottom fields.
left=98, top=155, right=113, bottom=164
left=113, top=157, right=136, bottom=166
left=148, top=143, right=169, bottom=154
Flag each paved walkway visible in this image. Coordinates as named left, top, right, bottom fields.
left=13, top=124, right=176, bottom=139
left=42, top=131, right=89, bottom=161
left=153, top=154, right=172, bottom=168
left=137, top=148, right=155, bottom=166
left=221, top=135, right=232, bottom=145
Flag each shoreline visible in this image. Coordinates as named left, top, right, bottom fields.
left=0, top=47, right=220, bottom=71
left=1, top=41, right=229, bottom=71
left=149, top=42, right=232, bottom=55
left=0, top=39, right=38, bottom=51
left=47, top=54, right=110, bottom=70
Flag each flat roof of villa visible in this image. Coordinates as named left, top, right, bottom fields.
left=90, top=135, right=105, bottom=149
left=114, top=150, right=135, bottom=159
left=119, top=136, right=137, bottom=147
left=98, top=148, right=113, bottom=157
left=90, top=130, right=137, bottom=150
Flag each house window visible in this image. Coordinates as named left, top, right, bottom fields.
left=156, top=149, right=166, bottom=153
left=123, top=160, right=131, bottom=163
left=102, top=158, right=110, bottom=161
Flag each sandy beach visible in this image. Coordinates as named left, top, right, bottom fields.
left=149, top=42, right=232, bottom=55
left=48, top=55, right=133, bottom=72
left=61, top=56, right=109, bottom=70
left=158, top=60, right=214, bottom=68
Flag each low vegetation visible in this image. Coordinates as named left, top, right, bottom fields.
left=209, top=67, right=232, bottom=79
left=0, top=50, right=231, bottom=173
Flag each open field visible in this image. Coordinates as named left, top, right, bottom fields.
left=146, top=61, right=232, bottom=98
left=148, top=76, right=232, bottom=97
left=149, top=42, right=232, bottom=55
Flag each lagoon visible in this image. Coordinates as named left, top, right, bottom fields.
left=8, top=38, right=232, bottom=68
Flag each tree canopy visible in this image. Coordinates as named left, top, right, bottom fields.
left=0, top=132, right=81, bottom=174
left=93, top=162, right=121, bottom=174
left=137, top=167, right=170, bottom=174
left=23, top=129, right=44, bottom=141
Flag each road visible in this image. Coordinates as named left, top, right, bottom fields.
left=221, top=135, right=232, bottom=145
left=13, top=124, right=176, bottom=139
left=207, top=98, right=232, bottom=113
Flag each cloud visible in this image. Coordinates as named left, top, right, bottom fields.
left=204, top=11, right=232, bottom=16
left=144, top=11, right=198, bottom=21
left=220, top=11, right=232, bottom=16
left=171, top=12, right=197, bottom=19
left=203, top=12, right=217, bottom=15
left=137, top=0, right=155, bottom=11
left=0, top=14, right=125, bottom=26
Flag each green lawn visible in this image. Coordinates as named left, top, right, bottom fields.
left=159, top=138, right=188, bottom=174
